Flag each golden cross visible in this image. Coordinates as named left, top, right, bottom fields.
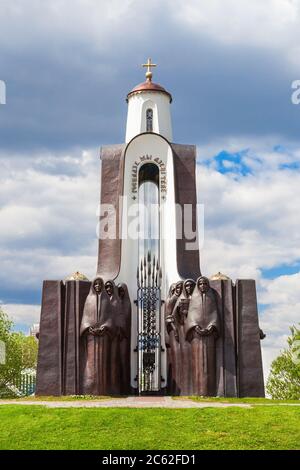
left=142, top=58, right=157, bottom=81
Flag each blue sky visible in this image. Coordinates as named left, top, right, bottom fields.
left=1, top=0, right=300, bottom=379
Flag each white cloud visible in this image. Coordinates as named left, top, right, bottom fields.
left=1, top=0, right=300, bottom=70
left=260, top=272, right=300, bottom=305
left=0, top=148, right=100, bottom=292
left=172, top=0, right=300, bottom=53
left=259, top=274, right=300, bottom=382
left=198, top=148, right=300, bottom=278
left=1, top=304, right=41, bottom=328
left=195, top=143, right=300, bottom=381
left=0, top=0, right=155, bottom=53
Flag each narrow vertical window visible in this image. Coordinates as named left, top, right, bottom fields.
left=146, top=108, right=153, bottom=132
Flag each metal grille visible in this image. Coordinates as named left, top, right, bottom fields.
left=137, top=252, right=162, bottom=393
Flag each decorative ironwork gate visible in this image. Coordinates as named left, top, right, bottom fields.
left=137, top=252, right=162, bottom=393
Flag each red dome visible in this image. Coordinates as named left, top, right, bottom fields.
left=127, top=81, right=172, bottom=103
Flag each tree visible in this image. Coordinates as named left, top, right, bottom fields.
left=0, top=308, right=38, bottom=396
left=267, top=324, right=300, bottom=400
left=21, top=335, right=39, bottom=370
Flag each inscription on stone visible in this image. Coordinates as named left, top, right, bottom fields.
left=131, top=154, right=167, bottom=196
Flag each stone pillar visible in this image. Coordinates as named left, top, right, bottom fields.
left=62, top=280, right=91, bottom=395
left=236, top=280, right=265, bottom=397
left=210, top=280, right=224, bottom=396
left=222, top=280, right=238, bottom=397
left=211, top=280, right=237, bottom=397
left=36, top=281, right=65, bottom=396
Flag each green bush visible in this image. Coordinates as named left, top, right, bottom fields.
left=0, top=308, right=38, bottom=397
left=267, top=324, right=300, bottom=400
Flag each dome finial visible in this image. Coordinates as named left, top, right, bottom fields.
left=142, top=57, right=157, bottom=82
left=210, top=271, right=231, bottom=281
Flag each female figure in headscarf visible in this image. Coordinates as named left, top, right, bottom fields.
left=80, top=277, right=114, bottom=395
left=105, top=280, right=115, bottom=300
left=176, top=279, right=196, bottom=395
left=165, top=281, right=182, bottom=394
left=185, top=276, right=220, bottom=396
left=118, top=283, right=132, bottom=395
left=105, top=280, right=121, bottom=395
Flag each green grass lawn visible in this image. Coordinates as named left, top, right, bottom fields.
left=16, top=395, right=121, bottom=401
left=0, top=405, right=299, bottom=450
left=5, top=395, right=299, bottom=404
left=182, top=396, right=300, bottom=404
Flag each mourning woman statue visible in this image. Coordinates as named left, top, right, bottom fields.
left=165, top=281, right=182, bottom=394
left=118, top=283, right=132, bottom=394
left=80, top=277, right=113, bottom=395
left=105, top=280, right=115, bottom=300
left=173, top=279, right=196, bottom=395
left=185, top=276, right=220, bottom=396
left=178, top=279, right=195, bottom=325
left=105, top=280, right=122, bottom=395
left=165, top=283, right=178, bottom=344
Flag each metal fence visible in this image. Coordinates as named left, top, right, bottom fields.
left=13, top=373, right=36, bottom=396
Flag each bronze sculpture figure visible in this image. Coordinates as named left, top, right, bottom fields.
left=105, top=280, right=122, bottom=395
left=105, top=280, right=115, bottom=299
left=165, top=281, right=182, bottom=394
left=117, top=283, right=132, bottom=394
left=80, top=278, right=132, bottom=395
left=185, top=276, right=220, bottom=396
left=172, top=279, right=196, bottom=395
left=80, top=277, right=114, bottom=395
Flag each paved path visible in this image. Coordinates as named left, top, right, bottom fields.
left=0, top=397, right=251, bottom=408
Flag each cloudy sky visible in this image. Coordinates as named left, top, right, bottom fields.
left=1, top=0, right=300, bottom=381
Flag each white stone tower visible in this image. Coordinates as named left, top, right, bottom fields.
left=125, top=58, right=173, bottom=142
left=97, top=59, right=201, bottom=392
